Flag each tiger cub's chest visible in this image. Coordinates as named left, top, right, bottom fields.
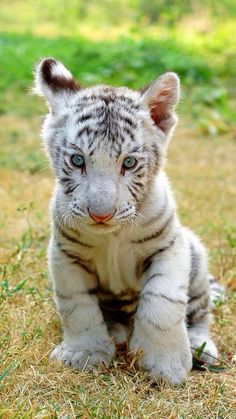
left=80, top=233, right=145, bottom=324
left=91, top=234, right=141, bottom=295
left=97, top=287, right=140, bottom=326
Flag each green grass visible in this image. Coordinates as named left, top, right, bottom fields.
left=0, top=3, right=236, bottom=128
left=0, top=1, right=236, bottom=417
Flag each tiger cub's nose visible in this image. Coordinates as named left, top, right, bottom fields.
left=89, top=211, right=115, bottom=223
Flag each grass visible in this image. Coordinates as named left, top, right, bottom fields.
left=0, top=1, right=236, bottom=417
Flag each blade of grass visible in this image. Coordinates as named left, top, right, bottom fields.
left=0, top=362, right=17, bottom=385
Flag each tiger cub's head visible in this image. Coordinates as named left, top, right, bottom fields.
left=34, top=58, right=179, bottom=233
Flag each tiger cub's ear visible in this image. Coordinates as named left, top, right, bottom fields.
left=33, top=58, right=80, bottom=111
left=141, top=72, right=180, bottom=137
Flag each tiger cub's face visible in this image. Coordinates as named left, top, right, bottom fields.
left=34, top=58, right=179, bottom=233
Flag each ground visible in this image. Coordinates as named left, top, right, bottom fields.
left=0, top=1, right=236, bottom=417
left=0, top=112, right=235, bottom=417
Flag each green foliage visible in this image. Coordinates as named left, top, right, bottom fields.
left=0, top=278, right=27, bottom=300
left=0, top=1, right=235, bottom=136
left=193, top=341, right=207, bottom=360
left=1, top=0, right=236, bottom=29
left=0, top=29, right=235, bottom=124
left=0, top=362, right=18, bottom=385
left=0, top=33, right=213, bottom=93
left=192, top=342, right=227, bottom=372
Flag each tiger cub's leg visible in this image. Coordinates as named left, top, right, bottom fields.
left=130, top=234, right=192, bottom=385
left=187, top=234, right=218, bottom=364
left=49, top=238, right=115, bottom=370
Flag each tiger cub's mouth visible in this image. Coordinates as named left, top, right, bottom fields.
left=85, top=221, right=120, bottom=234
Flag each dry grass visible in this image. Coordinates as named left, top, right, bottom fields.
left=0, top=110, right=236, bottom=418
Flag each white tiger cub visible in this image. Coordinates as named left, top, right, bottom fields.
left=34, top=58, right=220, bottom=385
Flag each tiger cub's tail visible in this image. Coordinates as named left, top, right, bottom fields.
left=208, top=275, right=226, bottom=308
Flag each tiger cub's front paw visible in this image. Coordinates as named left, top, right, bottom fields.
left=142, top=349, right=192, bottom=385
left=130, top=335, right=192, bottom=385
left=50, top=339, right=115, bottom=370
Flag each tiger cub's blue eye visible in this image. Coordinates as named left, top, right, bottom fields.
left=122, top=156, right=137, bottom=170
left=70, top=154, right=85, bottom=168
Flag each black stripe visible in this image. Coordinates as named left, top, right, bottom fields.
left=73, top=102, right=89, bottom=110
left=89, top=148, right=96, bottom=156
left=99, top=295, right=139, bottom=311
left=130, top=146, right=141, bottom=153
left=59, top=247, right=88, bottom=263
left=118, top=213, right=132, bottom=221
left=60, top=177, right=71, bottom=184
left=72, top=260, right=95, bottom=275
left=132, top=164, right=145, bottom=174
left=187, top=308, right=209, bottom=325
left=64, top=184, right=79, bottom=195
left=69, top=143, right=81, bottom=151
left=74, top=95, right=91, bottom=103
left=95, top=95, right=114, bottom=105
left=131, top=213, right=174, bottom=244
left=56, top=290, right=72, bottom=299
left=56, top=287, right=98, bottom=299
left=77, top=113, right=93, bottom=123
left=123, top=126, right=135, bottom=141
left=127, top=185, right=139, bottom=201
left=136, top=314, right=168, bottom=332
left=117, top=205, right=132, bottom=217
left=136, top=314, right=183, bottom=331
left=141, top=258, right=152, bottom=274
left=131, top=181, right=144, bottom=190
left=117, top=95, right=139, bottom=109
left=94, top=105, right=107, bottom=115
left=77, top=126, right=93, bottom=138
left=155, top=237, right=177, bottom=254
left=60, top=229, right=93, bottom=248
left=62, top=168, right=70, bottom=176
left=64, top=160, right=72, bottom=171
left=188, top=290, right=208, bottom=304
left=112, top=143, right=122, bottom=157
left=59, top=247, right=95, bottom=275
left=145, top=273, right=164, bottom=284
left=141, top=291, right=186, bottom=305
left=61, top=304, right=78, bottom=316
left=117, top=114, right=137, bottom=129
left=129, top=182, right=140, bottom=195
left=55, top=146, right=61, bottom=156
left=117, top=103, right=139, bottom=115
left=120, top=128, right=134, bottom=143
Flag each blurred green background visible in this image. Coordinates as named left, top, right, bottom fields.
left=0, top=0, right=236, bottom=174
left=0, top=0, right=235, bottom=128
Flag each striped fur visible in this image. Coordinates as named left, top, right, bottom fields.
left=34, top=58, right=221, bottom=384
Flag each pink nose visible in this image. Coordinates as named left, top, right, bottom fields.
left=89, top=211, right=114, bottom=223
